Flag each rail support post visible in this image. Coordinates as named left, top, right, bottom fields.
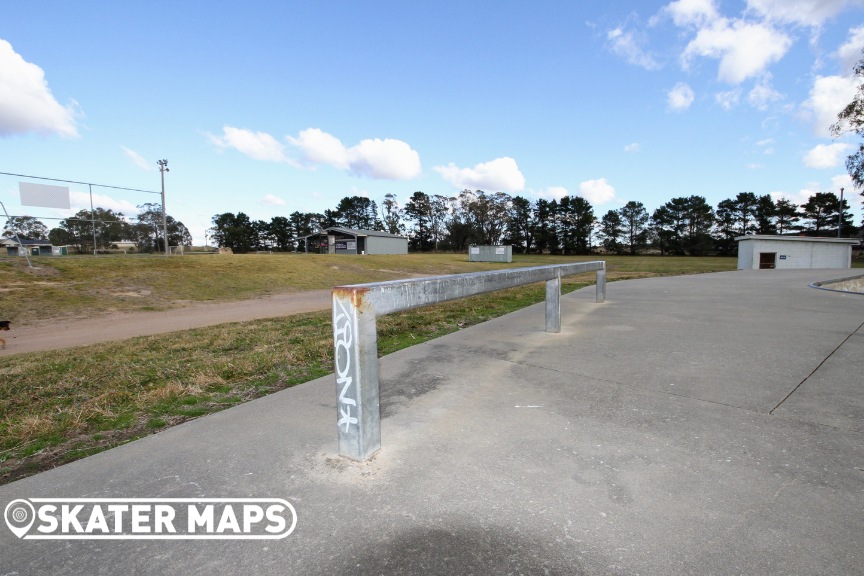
left=596, top=264, right=606, bottom=303
left=545, top=270, right=561, bottom=333
left=332, top=291, right=382, bottom=460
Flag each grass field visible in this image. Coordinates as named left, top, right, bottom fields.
left=0, top=252, right=745, bottom=483
left=0, top=252, right=741, bottom=323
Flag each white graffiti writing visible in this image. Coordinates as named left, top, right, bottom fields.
left=334, top=298, right=358, bottom=431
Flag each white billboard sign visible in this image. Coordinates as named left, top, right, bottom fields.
left=19, top=182, right=71, bottom=209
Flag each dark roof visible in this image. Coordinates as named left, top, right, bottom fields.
left=309, top=227, right=407, bottom=240
left=3, top=237, right=52, bottom=246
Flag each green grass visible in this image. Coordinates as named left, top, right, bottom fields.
left=0, top=253, right=746, bottom=483
left=0, top=253, right=739, bottom=324
left=0, top=276, right=598, bottom=484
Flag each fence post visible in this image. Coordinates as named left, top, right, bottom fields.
left=596, top=264, right=606, bottom=303
left=332, top=290, right=382, bottom=460
left=545, top=270, right=561, bottom=333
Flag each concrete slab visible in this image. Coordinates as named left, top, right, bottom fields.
left=1, top=269, right=862, bottom=575
left=773, top=323, right=864, bottom=432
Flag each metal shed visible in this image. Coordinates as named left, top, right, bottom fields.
left=735, top=235, right=860, bottom=270
left=5, top=239, right=54, bottom=257
left=468, top=245, right=513, bottom=263
left=303, top=227, right=408, bottom=255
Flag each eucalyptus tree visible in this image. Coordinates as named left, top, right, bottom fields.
left=3, top=215, right=48, bottom=240
left=380, top=193, right=403, bottom=235
left=831, top=49, right=864, bottom=217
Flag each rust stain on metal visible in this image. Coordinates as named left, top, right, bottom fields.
left=333, top=286, right=372, bottom=311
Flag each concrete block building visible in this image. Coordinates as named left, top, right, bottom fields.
left=736, top=235, right=860, bottom=269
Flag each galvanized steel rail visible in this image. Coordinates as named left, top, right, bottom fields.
left=332, top=261, right=606, bottom=460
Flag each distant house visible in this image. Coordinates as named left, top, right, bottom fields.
left=112, top=240, right=139, bottom=252
left=303, top=227, right=408, bottom=255
left=4, top=238, right=55, bottom=257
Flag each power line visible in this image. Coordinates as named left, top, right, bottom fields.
left=0, top=171, right=160, bottom=195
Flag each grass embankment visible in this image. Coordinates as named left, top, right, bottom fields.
left=0, top=254, right=736, bottom=484
left=0, top=253, right=739, bottom=324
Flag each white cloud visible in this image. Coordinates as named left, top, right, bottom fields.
left=747, top=74, right=784, bottom=110
left=832, top=172, right=853, bottom=191
left=772, top=179, right=854, bottom=209
left=258, top=194, right=286, bottom=207
left=208, top=126, right=296, bottom=164
left=715, top=89, right=741, bottom=109
left=746, top=0, right=860, bottom=27
left=837, top=25, right=864, bottom=73
left=668, top=82, right=695, bottom=110
left=287, top=128, right=421, bottom=180
left=804, top=75, right=859, bottom=136
left=607, top=27, right=660, bottom=70
left=70, top=191, right=137, bottom=216
left=664, top=0, right=720, bottom=27
left=0, top=38, right=78, bottom=138
left=757, top=137, right=776, bottom=155
left=121, top=146, right=156, bottom=171
left=531, top=186, right=569, bottom=201
left=770, top=188, right=814, bottom=208
left=577, top=178, right=617, bottom=205
left=434, top=157, right=525, bottom=192
left=624, top=142, right=641, bottom=152
left=793, top=185, right=828, bottom=206
left=286, top=127, right=349, bottom=169
left=347, top=138, right=421, bottom=180
left=681, top=19, right=791, bottom=84
left=803, top=143, right=850, bottom=168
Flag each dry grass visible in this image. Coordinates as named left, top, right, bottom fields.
left=0, top=253, right=742, bottom=483
left=0, top=252, right=739, bottom=323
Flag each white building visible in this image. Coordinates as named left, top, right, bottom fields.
left=735, top=235, right=860, bottom=270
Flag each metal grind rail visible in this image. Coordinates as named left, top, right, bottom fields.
left=331, top=261, right=607, bottom=460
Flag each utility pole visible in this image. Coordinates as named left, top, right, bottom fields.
left=158, top=159, right=170, bottom=255
left=838, top=187, right=844, bottom=238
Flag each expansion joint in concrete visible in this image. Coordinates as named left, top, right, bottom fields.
left=769, top=319, right=864, bottom=415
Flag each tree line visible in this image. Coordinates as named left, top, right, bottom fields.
left=222, top=51, right=864, bottom=256
left=1, top=203, right=192, bottom=254
left=209, top=189, right=859, bottom=255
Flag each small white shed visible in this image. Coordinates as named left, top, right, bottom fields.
left=735, top=235, right=860, bottom=270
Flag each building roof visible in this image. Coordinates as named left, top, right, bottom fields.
left=2, top=237, right=53, bottom=246
left=307, top=227, right=407, bottom=240
left=735, top=235, right=860, bottom=245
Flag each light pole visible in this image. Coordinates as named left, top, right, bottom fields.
left=158, top=159, right=170, bottom=255
left=838, top=187, right=845, bottom=238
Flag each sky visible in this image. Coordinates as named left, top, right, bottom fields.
left=1, top=0, right=864, bottom=245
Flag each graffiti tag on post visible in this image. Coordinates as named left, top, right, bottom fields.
left=333, top=299, right=358, bottom=431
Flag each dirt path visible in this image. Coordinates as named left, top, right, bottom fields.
left=0, top=290, right=332, bottom=356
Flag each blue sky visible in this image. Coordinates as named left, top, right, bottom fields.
left=2, top=0, right=863, bottom=244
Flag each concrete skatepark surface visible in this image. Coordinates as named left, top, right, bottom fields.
left=1, top=269, right=862, bottom=575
